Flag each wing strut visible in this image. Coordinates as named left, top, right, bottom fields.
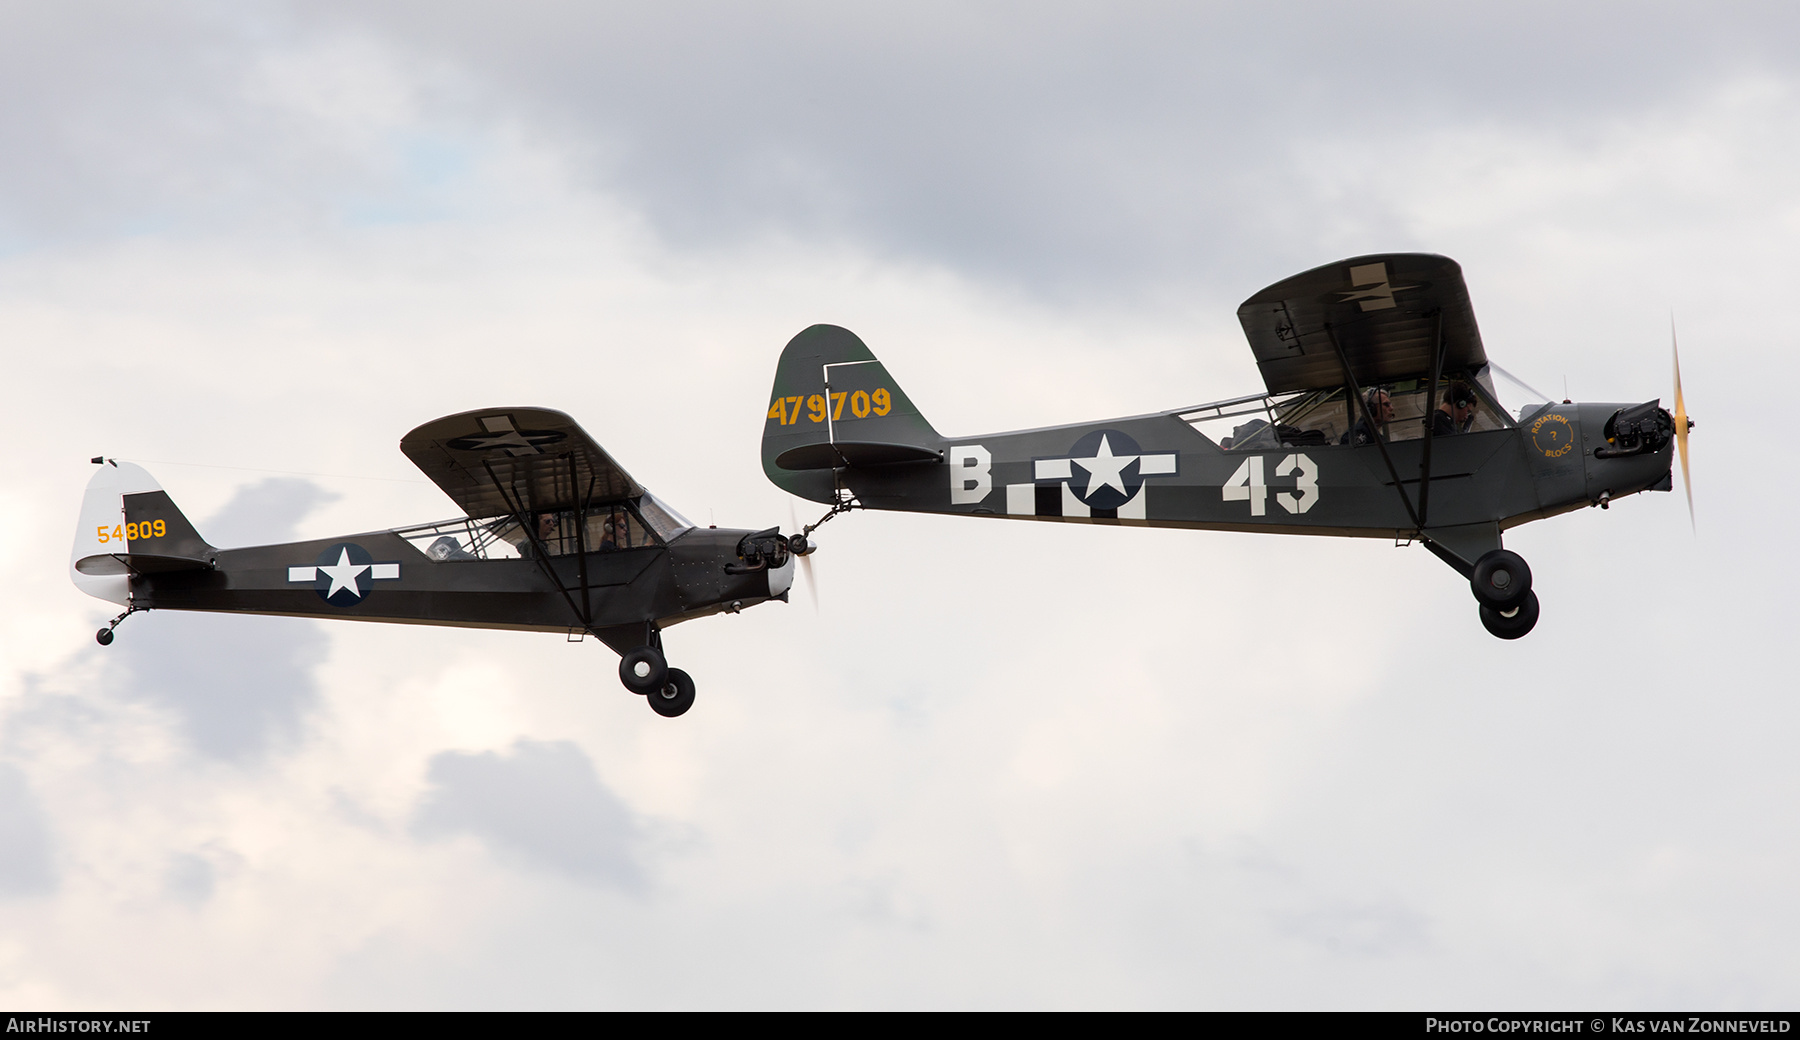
left=483, top=453, right=601, bottom=636
left=1326, top=321, right=1422, bottom=532
left=1416, top=309, right=1446, bottom=528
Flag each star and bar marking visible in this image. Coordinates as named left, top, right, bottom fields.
left=1334, top=262, right=1423, bottom=313
left=288, top=544, right=401, bottom=605
left=1006, top=431, right=1178, bottom=519
left=445, top=415, right=567, bottom=456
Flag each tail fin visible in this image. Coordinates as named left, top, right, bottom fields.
left=761, top=325, right=943, bottom=503
left=71, top=460, right=215, bottom=605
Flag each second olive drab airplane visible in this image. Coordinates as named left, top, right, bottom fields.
left=762, top=253, right=1694, bottom=639
left=73, top=408, right=796, bottom=717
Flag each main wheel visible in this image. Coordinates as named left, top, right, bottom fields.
left=647, top=668, right=696, bottom=717
left=95, top=628, right=114, bottom=646
left=619, top=646, right=668, bottom=694
left=787, top=533, right=812, bottom=556
left=1470, top=549, right=1532, bottom=610
left=1479, top=590, right=1540, bottom=640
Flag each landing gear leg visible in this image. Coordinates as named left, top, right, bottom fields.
left=1423, top=539, right=1541, bottom=641
left=95, top=605, right=141, bottom=646
left=647, top=668, right=696, bottom=717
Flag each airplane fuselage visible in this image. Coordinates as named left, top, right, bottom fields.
left=97, top=523, right=788, bottom=655
left=781, top=400, right=1671, bottom=564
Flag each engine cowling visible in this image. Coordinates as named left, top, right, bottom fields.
left=728, top=527, right=790, bottom=572
left=1594, top=400, right=1673, bottom=459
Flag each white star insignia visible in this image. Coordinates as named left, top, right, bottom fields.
left=1072, top=435, right=1137, bottom=497
left=317, top=547, right=371, bottom=600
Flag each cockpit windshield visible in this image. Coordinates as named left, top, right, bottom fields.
left=636, top=492, right=693, bottom=542
left=1484, top=362, right=1557, bottom=422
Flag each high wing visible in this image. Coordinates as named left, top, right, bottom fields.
left=401, top=407, right=644, bottom=518
left=1237, top=252, right=1488, bottom=395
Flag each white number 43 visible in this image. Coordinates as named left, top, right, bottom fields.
left=1223, top=454, right=1319, bottom=516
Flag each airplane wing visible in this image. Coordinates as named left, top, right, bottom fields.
left=400, top=407, right=644, bottom=518
left=1237, top=253, right=1488, bottom=395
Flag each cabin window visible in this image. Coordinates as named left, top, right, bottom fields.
left=395, top=505, right=660, bottom=562
left=1213, top=389, right=1348, bottom=450
left=517, top=507, right=657, bottom=557
left=1380, top=375, right=1510, bottom=441
left=395, top=516, right=523, bottom=561
left=1181, top=374, right=1509, bottom=451
left=1272, top=389, right=1350, bottom=447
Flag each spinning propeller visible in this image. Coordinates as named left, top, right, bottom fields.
left=788, top=501, right=819, bottom=611
left=1671, top=319, right=1695, bottom=530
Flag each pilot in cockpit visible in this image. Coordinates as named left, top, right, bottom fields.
left=519, top=512, right=561, bottom=558
left=1432, top=382, right=1478, bottom=436
left=1342, top=388, right=1393, bottom=446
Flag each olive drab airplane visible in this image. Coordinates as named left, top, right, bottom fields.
left=762, top=253, right=1695, bottom=639
left=72, top=408, right=797, bottom=717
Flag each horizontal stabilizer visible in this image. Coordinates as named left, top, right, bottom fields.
left=74, top=552, right=212, bottom=576
left=774, top=441, right=943, bottom=471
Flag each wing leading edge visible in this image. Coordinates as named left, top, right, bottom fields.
left=1237, top=253, right=1488, bottom=395
left=401, top=407, right=644, bottom=518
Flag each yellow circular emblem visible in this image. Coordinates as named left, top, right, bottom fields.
left=1530, top=414, right=1575, bottom=458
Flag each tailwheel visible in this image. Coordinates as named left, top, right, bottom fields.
left=94, top=606, right=139, bottom=646
left=619, top=645, right=668, bottom=694
left=1479, top=590, right=1540, bottom=640
left=648, top=668, right=696, bottom=718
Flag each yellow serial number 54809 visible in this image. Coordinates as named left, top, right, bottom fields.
left=97, top=519, right=166, bottom=543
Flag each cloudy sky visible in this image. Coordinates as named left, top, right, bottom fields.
left=2, top=1, right=1796, bottom=1009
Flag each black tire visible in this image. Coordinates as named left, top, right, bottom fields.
left=787, top=534, right=811, bottom=556
left=95, top=628, right=114, bottom=646
left=1470, top=549, right=1532, bottom=610
left=618, top=646, right=668, bottom=694
left=647, top=668, right=696, bottom=718
left=1479, top=590, right=1540, bottom=640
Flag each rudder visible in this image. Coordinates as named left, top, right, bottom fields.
left=71, top=460, right=216, bottom=606
left=761, top=325, right=942, bottom=504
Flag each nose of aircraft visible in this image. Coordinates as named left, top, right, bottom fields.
left=1579, top=400, right=1678, bottom=511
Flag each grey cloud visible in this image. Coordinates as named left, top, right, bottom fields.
left=305, top=1, right=1800, bottom=294
left=412, top=739, right=644, bottom=890
left=110, top=609, right=328, bottom=763
left=164, top=852, right=216, bottom=907
left=1274, top=900, right=1432, bottom=959
left=0, top=1, right=415, bottom=246
left=107, top=478, right=335, bottom=762
left=0, top=763, right=56, bottom=897
left=201, top=477, right=340, bottom=548
left=11, top=3, right=1798, bottom=294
